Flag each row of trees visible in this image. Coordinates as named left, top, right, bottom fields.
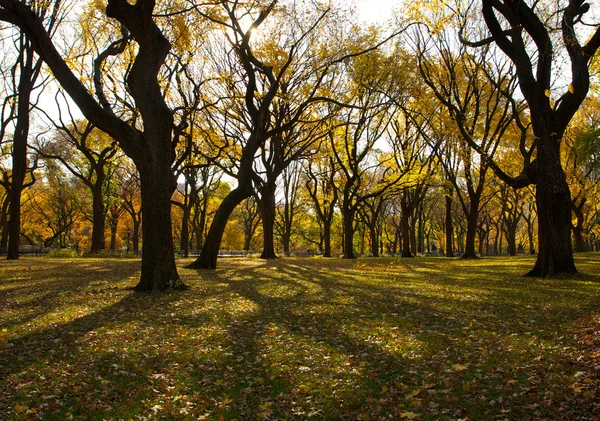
left=0, top=0, right=599, bottom=290
left=14, top=148, right=600, bottom=256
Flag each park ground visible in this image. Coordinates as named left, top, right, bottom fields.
left=1, top=254, right=600, bottom=420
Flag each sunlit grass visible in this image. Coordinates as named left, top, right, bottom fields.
left=1, top=254, right=599, bottom=420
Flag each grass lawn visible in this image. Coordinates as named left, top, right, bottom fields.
left=1, top=254, right=600, bottom=420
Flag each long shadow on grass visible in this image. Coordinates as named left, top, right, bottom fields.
left=186, top=258, right=600, bottom=420
left=0, top=259, right=144, bottom=331
left=184, top=262, right=470, bottom=418
left=0, top=261, right=232, bottom=419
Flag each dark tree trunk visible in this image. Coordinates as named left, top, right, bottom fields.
left=341, top=187, right=357, bottom=259
left=370, top=226, right=379, bottom=257
left=526, top=215, right=535, bottom=254
left=526, top=137, right=576, bottom=276
left=7, top=41, right=34, bottom=261
left=462, top=202, right=479, bottom=259
left=417, top=210, right=424, bottom=254
left=400, top=210, right=413, bottom=258
left=259, top=182, right=277, bottom=259
left=187, top=183, right=254, bottom=269
left=573, top=226, right=584, bottom=253
left=478, top=228, right=486, bottom=255
left=134, top=161, right=179, bottom=290
left=323, top=222, right=332, bottom=257
left=109, top=218, right=118, bottom=250
left=410, top=216, right=417, bottom=256
left=90, top=172, right=106, bottom=252
left=342, top=205, right=356, bottom=259
left=0, top=196, right=9, bottom=248
left=506, top=222, right=518, bottom=256
left=282, top=233, right=290, bottom=257
left=0, top=0, right=183, bottom=288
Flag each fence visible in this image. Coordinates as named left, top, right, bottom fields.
left=0, top=246, right=49, bottom=257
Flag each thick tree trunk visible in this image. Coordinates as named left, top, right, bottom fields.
left=133, top=162, right=180, bottom=291
left=526, top=135, right=576, bottom=276
left=506, top=223, right=517, bottom=256
left=243, top=230, right=253, bottom=251
left=282, top=233, right=290, bottom=257
left=342, top=203, right=356, bottom=259
left=89, top=174, right=106, bottom=252
left=400, top=210, right=413, bottom=258
left=323, top=222, right=332, bottom=257
left=109, top=218, right=118, bottom=250
left=0, top=196, right=9, bottom=248
left=462, top=203, right=479, bottom=259
left=370, top=226, right=379, bottom=257
left=7, top=45, right=34, bottom=260
left=259, top=182, right=277, bottom=259
left=187, top=183, right=254, bottom=269
left=410, top=217, right=417, bottom=256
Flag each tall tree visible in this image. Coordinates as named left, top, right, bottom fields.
left=460, top=0, right=600, bottom=276
left=414, top=26, right=521, bottom=258
left=0, top=0, right=191, bottom=289
left=2, top=0, right=67, bottom=259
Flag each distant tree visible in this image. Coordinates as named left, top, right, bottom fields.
left=35, top=109, right=119, bottom=253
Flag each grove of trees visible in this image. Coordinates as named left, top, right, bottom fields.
left=1, top=0, right=599, bottom=290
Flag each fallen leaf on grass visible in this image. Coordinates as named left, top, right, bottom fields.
left=451, top=364, right=468, bottom=372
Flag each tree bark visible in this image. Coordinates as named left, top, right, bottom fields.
left=0, top=0, right=183, bottom=289
left=259, top=182, right=277, bottom=259
left=134, top=162, right=179, bottom=290
left=400, top=209, right=413, bottom=258
left=526, top=136, right=576, bottom=276
left=323, top=222, right=332, bottom=257
left=505, top=221, right=518, bottom=256
left=0, top=195, right=9, bottom=248
left=342, top=203, right=356, bottom=259
left=109, top=217, right=118, bottom=250
left=462, top=202, right=479, bottom=259
left=370, top=225, right=379, bottom=257
left=90, top=171, right=106, bottom=252
left=187, top=183, right=254, bottom=269
left=7, top=39, right=34, bottom=260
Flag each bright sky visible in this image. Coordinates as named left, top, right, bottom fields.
left=356, top=0, right=399, bottom=23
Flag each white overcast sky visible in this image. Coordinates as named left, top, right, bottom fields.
left=356, top=0, right=399, bottom=23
